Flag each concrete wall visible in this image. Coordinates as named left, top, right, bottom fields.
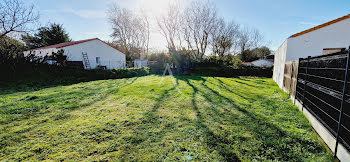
left=274, top=18, right=350, bottom=89
left=62, top=39, right=126, bottom=69
left=286, top=18, right=350, bottom=62
left=282, top=61, right=298, bottom=97
left=293, top=99, right=350, bottom=162
left=273, top=40, right=288, bottom=88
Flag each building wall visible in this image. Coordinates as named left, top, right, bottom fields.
left=274, top=18, right=350, bottom=88
left=24, top=40, right=126, bottom=69
left=286, top=18, right=350, bottom=62
left=273, top=40, right=288, bottom=88
left=134, top=59, right=148, bottom=68
left=23, top=48, right=59, bottom=57
left=62, top=39, right=126, bottom=69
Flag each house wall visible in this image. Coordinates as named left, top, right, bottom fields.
left=274, top=18, right=350, bottom=88
left=62, top=39, right=125, bottom=69
left=23, top=48, right=59, bottom=57
left=273, top=40, right=288, bottom=88
left=286, top=18, right=350, bottom=62
left=24, top=39, right=126, bottom=69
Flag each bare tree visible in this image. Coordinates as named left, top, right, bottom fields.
left=237, top=27, right=263, bottom=53
left=211, top=18, right=240, bottom=57
left=0, top=0, right=39, bottom=39
left=157, top=2, right=182, bottom=51
left=182, top=1, right=218, bottom=59
left=141, top=10, right=150, bottom=57
left=108, top=4, right=149, bottom=60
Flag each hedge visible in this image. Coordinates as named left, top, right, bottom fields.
left=0, top=67, right=150, bottom=92
left=191, top=66, right=273, bottom=78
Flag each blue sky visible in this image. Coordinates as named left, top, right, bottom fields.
left=25, top=0, right=350, bottom=51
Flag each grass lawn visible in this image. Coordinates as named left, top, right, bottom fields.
left=0, top=75, right=332, bottom=161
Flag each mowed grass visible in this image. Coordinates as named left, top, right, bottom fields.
left=0, top=75, right=332, bottom=161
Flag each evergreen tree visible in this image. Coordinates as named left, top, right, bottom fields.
left=22, top=23, right=71, bottom=49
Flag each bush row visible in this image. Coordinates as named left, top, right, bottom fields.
left=91, top=67, right=150, bottom=80
left=0, top=66, right=150, bottom=92
left=191, top=66, right=273, bottom=78
left=1, top=65, right=150, bottom=81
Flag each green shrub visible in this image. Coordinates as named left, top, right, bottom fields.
left=192, top=66, right=273, bottom=77
left=146, top=52, right=172, bottom=74
left=111, top=67, right=150, bottom=78
left=70, top=67, right=150, bottom=80
left=0, top=67, right=150, bottom=92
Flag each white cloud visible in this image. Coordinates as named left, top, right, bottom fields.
left=43, top=8, right=106, bottom=19
left=298, top=21, right=318, bottom=26
left=62, top=8, right=106, bottom=19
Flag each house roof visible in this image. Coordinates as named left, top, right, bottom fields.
left=266, top=59, right=274, bottom=63
left=250, top=59, right=274, bottom=63
left=26, top=38, right=125, bottom=55
left=243, top=59, right=274, bottom=65
left=242, top=62, right=252, bottom=65
left=290, top=14, right=350, bottom=38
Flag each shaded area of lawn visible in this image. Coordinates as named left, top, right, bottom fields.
left=0, top=75, right=332, bottom=161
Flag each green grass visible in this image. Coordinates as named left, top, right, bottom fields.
left=0, top=75, right=332, bottom=161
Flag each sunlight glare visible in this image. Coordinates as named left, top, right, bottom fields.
left=139, top=0, right=178, bottom=16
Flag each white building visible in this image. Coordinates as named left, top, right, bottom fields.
left=24, top=38, right=126, bottom=69
left=273, top=14, right=350, bottom=88
left=134, top=59, right=148, bottom=68
left=251, top=59, right=274, bottom=67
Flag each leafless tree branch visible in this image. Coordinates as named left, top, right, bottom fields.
left=182, top=1, right=218, bottom=59
left=0, top=0, right=39, bottom=39
left=108, top=4, right=150, bottom=59
left=237, top=26, right=264, bottom=53
left=156, top=2, right=182, bottom=51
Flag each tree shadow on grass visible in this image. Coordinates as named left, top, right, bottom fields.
left=119, top=78, right=181, bottom=159
left=206, top=77, right=251, bottom=102
left=176, top=76, right=327, bottom=161
left=212, top=77, right=298, bottom=118
left=230, top=77, right=276, bottom=88
left=178, top=76, right=240, bottom=161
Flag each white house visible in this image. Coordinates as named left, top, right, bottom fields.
left=134, top=59, right=148, bottom=68
left=273, top=14, right=350, bottom=88
left=24, top=38, right=126, bottom=69
left=250, top=59, right=274, bottom=67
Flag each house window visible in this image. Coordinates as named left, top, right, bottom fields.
left=96, top=57, right=101, bottom=65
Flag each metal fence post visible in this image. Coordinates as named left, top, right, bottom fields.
left=302, top=56, right=311, bottom=111
left=290, top=62, right=294, bottom=96
left=334, top=47, right=350, bottom=157
left=295, top=59, right=301, bottom=105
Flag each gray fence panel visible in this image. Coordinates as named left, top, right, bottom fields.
left=295, top=50, right=350, bottom=156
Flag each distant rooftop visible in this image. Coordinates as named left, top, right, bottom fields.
left=25, top=38, right=125, bottom=55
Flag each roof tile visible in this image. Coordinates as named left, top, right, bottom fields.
left=26, top=38, right=126, bottom=55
